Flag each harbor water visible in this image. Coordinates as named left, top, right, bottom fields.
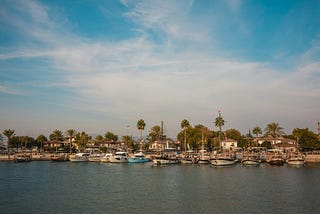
left=1, top=162, right=320, bottom=214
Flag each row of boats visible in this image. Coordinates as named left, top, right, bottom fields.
left=48, top=150, right=306, bottom=166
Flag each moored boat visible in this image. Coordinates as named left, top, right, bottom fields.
left=286, top=153, right=305, bottom=165
left=14, top=153, right=32, bottom=163
left=210, top=152, right=237, bottom=166
left=241, top=153, right=261, bottom=166
left=69, top=153, right=90, bottom=162
left=100, top=153, right=113, bottom=163
left=266, top=149, right=284, bottom=166
left=51, top=153, right=69, bottom=162
left=153, top=153, right=180, bottom=165
left=198, top=150, right=210, bottom=164
left=109, top=151, right=128, bottom=163
left=128, top=151, right=149, bottom=163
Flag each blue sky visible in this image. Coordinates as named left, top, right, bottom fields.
left=1, top=0, right=319, bottom=138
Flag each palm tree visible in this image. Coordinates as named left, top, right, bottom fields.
left=214, top=111, right=225, bottom=147
left=3, top=129, right=15, bottom=157
left=252, top=126, right=262, bottom=138
left=36, top=134, right=47, bottom=152
left=66, top=129, right=76, bottom=153
left=181, top=119, right=190, bottom=152
left=264, top=122, right=285, bottom=138
left=49, top=129, right=64, bottom=141
left=137, top=119, right=146, bottom=143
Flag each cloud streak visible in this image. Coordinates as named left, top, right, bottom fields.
left=0, top=0, right=319, bottom=137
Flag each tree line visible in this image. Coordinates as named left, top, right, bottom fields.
left=1, top=115, right=320, bottom=152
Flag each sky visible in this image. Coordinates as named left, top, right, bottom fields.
left=1, top=0, right=320, bottom=139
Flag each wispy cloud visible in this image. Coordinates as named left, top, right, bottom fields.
left=1, top=0, right=319, bottom=136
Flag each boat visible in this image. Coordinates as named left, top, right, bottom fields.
left=14, top=153, right=32, bottom=163
left=180, top=150, right=197, bottom=164
left=51, top=153, right=69, bottom=162
left=109, top=151, right=128, bottom=163
left=266, top=149, right=284, bottom=166
left=210, top=152, right=237, bottom=166
left=286, top=152, right=305, bottom=165
left=241, top=153, right=261, bottom=166
left=69, top=153, right=90, bottom=162
left=88, top=153, right=104, bottom=162
left=100, top=153, right=113, bottom=163
left=197, top=133, right=210, bottom=164
left=153, top=153, right=180, bottom=165
left=128, top=151, right=150, bottom=163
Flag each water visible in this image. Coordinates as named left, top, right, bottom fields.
left=1, top=162, right=320, bottom=214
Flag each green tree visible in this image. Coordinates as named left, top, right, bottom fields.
left=137, top=119, right=146, bottom=142
left=180, top=119, right=190, bottom=152
left=122, top=135, right=135, bottom=151
left=36, top=134, right=47, bottom=151
left=292, top=128, right=320, bottom=150
left=105, top=132, right=118, bottom=142
left=3, top=129, right=15, bottom=156
left=148, top=125, right=161, bottom=142
left=75, top=131, right=91, bottom=150
left=264, top=122, right=285, bottom=138
left=95, top=135, right=103, bottom=142
left=66, top=129, right=76, bottom=153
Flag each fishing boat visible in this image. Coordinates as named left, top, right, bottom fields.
left=14, top=153, right=32, bottom=163
left=210, top=152, right=237, bottom=166
left=286, top=152, right=305, bottom=165
left=128, top=151, right=149, bottom=163
left=51, top=153, right=69, bottom=162
left=69, top=153, right=90, bottom=162
left=109, top=151, right=128, bottom=163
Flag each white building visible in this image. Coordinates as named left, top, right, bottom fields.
left=221, top=139, right=238, bottom=149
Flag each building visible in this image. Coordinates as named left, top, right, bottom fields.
left=221, top=139, right=238, bottom=149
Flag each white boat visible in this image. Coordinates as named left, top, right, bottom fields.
left=69, top=153, right=90, bottom=162
left=88, top=153, right=104, bottom=162
left=286, top=153, right=305, bottom=165
left=241, top=153, right=261, bottom=166
left=180, top=151, right=197, bottom=164
left=128, top=151, right=149, bottom=163
left=198, top=150, right=210, bottom=164
left=210, top=153, right=237, bottom=166
left=100, top=153, right=113, bottom=163
left=109, top=151, right=128, bottom=163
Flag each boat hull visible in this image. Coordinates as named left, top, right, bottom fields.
left=109, top=157, right=128, bottom=163
left=128, top=157, right=149, bottom=163
left=153, top=159, right=179, bottom=165
left=267, top=159, right=284, bottom=165
left=287, top=159, right=305, bottom=165
left=242, top=160, right=260, bottom=166
left=210, top=158, right=237, bottom=166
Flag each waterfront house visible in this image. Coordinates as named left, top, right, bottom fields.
left=148, top=140, right=179, bottom=152
left=257, top=137, right=297, bottom=151
left=221, top=139, right=238, bottom=150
